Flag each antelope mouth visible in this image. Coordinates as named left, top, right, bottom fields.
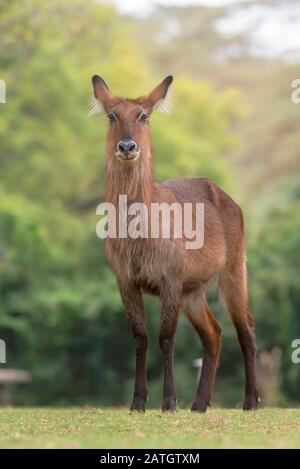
left=115, top=151, right=140, bottom=162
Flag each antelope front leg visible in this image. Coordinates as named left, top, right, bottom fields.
left=119, top=282, right=148, bottom=412
left=159, top=298, right=180, bottom=413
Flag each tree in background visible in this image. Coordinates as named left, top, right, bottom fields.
left=136, top=0, right=300, bottom=406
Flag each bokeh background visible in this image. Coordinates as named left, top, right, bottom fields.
left=0, top=0, right=299, bottom=408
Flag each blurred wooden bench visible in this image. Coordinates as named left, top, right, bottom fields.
left=0, top=369, right=32, bottom=406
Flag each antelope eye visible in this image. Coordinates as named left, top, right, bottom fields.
left=108, top=112, right=116, bottom=123
left=139, top=112, right=148, bottom=122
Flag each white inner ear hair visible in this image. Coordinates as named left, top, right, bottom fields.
left=88, top=95, right=104, bottom=117
left=153, top=89, right=173, bottom=114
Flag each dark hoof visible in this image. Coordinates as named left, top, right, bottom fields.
left=191, top=399, right=209, bottom=413
left=162, top=397, right=177, bottom=413
left=130, top=397, right=146, bottom=413
left=243, top=394, right=259, bottom=411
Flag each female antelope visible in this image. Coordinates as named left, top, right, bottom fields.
left=91, top=75, right=259, bottom=412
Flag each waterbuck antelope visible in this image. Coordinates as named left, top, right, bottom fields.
left=91, top=75, right=259, bottom=413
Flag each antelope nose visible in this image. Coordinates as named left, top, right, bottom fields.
left=117, top=140, right=137, bottom=156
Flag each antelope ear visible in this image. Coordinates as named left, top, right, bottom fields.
left=144, top=75, right=173, bottom=114
left=89, top=75, right=116, bottom=116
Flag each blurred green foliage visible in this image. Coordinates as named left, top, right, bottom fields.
left=0, top=0, right=299, bottom=407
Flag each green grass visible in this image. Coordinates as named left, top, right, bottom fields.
left=0, top=408, right=299, bottom=449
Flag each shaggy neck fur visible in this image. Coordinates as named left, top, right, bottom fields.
left=105, top=148, right=153, bottom=210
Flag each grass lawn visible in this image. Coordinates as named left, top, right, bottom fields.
left=0, top=407, right=299, bottom=449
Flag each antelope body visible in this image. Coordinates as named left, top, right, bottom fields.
left=92, top=75, right=259, bottom=412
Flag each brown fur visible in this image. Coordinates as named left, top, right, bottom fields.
left=92, top=75, right=259, bottom=412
